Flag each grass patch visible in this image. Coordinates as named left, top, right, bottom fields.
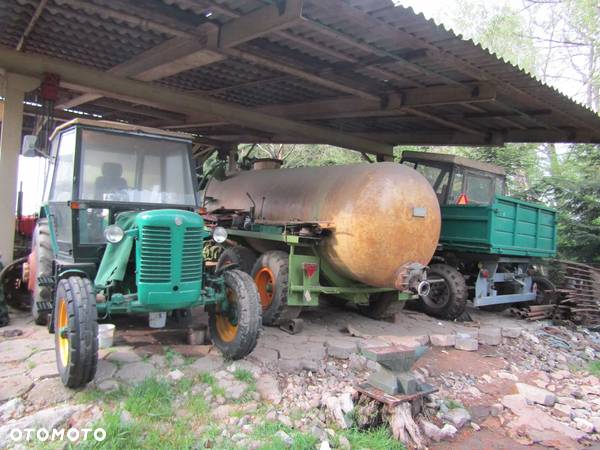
left=587, top=360, right=600, bottom=376
left=124, top=378, right=173, bottom=420
left=445, top=399, right=464, bottom=410
left=233, top=368, right=254, bottom=383
left=27, top=361, right=36, bottom=370
left=74, top=410, right=141, bottom=450
left=76, top=385, right=128, bottom=404
left=251, top=420, right=318, bottom=450
left=198, top=372, right=217, bottom=386
left=338, top=427, right=405, bottom=450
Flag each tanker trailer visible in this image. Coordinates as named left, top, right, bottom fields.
left=203, top=160, right=441, bottom=326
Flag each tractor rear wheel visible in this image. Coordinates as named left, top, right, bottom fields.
left=54, top=276, right=98, bottom=388
left=31, top=219, right=53, bottom=325
left=419, top=264, right=467, bottom=320
left=251, top=251, right=301, bottom=326
left=216, top=246, right=257, bottom=274
left=209, top=269, right=261, bottom=360
left=358, top=291, right=403, bottom=319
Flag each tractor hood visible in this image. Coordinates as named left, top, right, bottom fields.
left=94, top=210, right=206, bottom=289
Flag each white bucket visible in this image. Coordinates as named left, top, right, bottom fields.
left=98, top=324, right=116, bottom=349
left=148, top=312, right=167, bottom=328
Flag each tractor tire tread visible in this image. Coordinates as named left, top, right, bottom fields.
left=209, top=270, right=261, bottom=360
left=251, top=251, right=301, bottom=326
left=54, top=276, right=98, bottom=388
left=421, top=263, right=467, bottom=320
left=32, top=219, right=53, bottom=325
left=216, top=246, right=257, bottom=274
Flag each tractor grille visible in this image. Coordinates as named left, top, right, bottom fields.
left=139, top=226, right=172, bottom=283
left=181, top=227, right=204, bottom=282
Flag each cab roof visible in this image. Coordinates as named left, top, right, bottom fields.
left=50, top=118, right=194, bottom=142
left=401, top=151, right=506, bottom=176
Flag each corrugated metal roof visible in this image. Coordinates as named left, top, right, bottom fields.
left=2, top=0, right=600, bottom=151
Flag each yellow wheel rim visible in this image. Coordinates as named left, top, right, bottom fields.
left=215, top=288, right=238, bottom=343
left=57, top=298, right=69, bottom=367
left=254, top=267, right=275, bottom=310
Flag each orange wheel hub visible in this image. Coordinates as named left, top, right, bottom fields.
left=215, top=288, right=238, bottom=342
left=254, top=267, right=275, bottom=310
left=57, top=298, right=69, bottom=367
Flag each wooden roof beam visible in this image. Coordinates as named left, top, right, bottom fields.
left=0, top=45, right=393, bottom=155
left=164, top=82, right=496, bottom=126
left=57, top=0, right=304, bottom=110
left=16, top=0, right=48, bottom=52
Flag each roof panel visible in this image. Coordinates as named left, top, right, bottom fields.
left=1, top=0, right=598, bottom=150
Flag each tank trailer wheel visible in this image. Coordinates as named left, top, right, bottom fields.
left=209, top=269, right=261, bottom=360
left=216, top=246, right=257, bottom=274
left=420, top=264, right=467, bottom=320
left=358, top=291, right=401, bottom=320
left=251, top=251, right=301, bottom=326
left=532, top=276, right=556, bottom=305
left=54, top=276, right=98, bottom=388
left=32, top=219, right=53, bottom=326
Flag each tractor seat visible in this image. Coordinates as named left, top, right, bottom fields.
left=94, top=162, right=128, bottom=200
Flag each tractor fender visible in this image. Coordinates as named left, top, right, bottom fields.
left=57, top=269, right=90, bottom=280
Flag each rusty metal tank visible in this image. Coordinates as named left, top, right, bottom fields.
left=205, top=162, right=441, bottom=289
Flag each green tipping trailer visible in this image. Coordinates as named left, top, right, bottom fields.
left=401, top=151, right=557, bottom=318
left=440, top=195, right=557, bottom=257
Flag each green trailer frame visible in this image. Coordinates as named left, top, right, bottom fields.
left=225, top=224, right=413, bottom=308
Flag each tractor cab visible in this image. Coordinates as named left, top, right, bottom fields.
left=45, top=120, right=198, bottom=261
left=26, top=119, right=261, bottom=388
left=401, top=151, right=506, bottom=206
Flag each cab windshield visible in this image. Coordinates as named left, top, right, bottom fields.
left=79, top=129, right=196, bottom=206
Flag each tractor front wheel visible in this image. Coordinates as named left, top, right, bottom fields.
left=419, top=264, right=467, bottom=320
left=54, top=277, right=98, bottom=388
left=209, top=270, right=261, bottom=360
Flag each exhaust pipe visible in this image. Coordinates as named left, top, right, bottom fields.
left=417, top=280, right=430, bottom=297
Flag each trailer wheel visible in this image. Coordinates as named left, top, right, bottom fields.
left=209, top=270, right=261, bottom=359
left=420, top=264, right=467, bottom=320
left=54, top=276, right=98, bottom=388
left=358, top=291, right=402, bottom=319
left=31, top=219, right=53, bottom=325
left=532, top=276, right=556, bottom=305
left=251, top=251, right=301, bottom=326
left=216, top=246, right=257, bottom=274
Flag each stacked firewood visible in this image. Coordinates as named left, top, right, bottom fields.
left=552, top=261, right=600, bottom=326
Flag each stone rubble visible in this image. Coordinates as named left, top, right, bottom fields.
left=3, top=306, right=600, bottom=449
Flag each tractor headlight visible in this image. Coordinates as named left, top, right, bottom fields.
left=104, top=225, right=124, bottom=243
left=212, top=226, right=228, bottom=244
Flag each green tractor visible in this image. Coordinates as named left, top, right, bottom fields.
left=25, top=119, right=261, bottom=388
left=401, top=151, right=557, bottom=319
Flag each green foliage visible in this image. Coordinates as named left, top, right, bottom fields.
left=587, top=360, right=600, bottom=376
left=337, top=427, right=405, bottom=450
left=445, top=398, right=464, bottom=410
left=124, top=378, right=173, bottom=420
left=233, top=367, right=254, bottom=383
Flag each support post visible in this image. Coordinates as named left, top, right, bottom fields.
left=0, top=73, right=40, bottom=264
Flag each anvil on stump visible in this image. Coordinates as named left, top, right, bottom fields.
left=362, top=344, right=429, bottom=396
